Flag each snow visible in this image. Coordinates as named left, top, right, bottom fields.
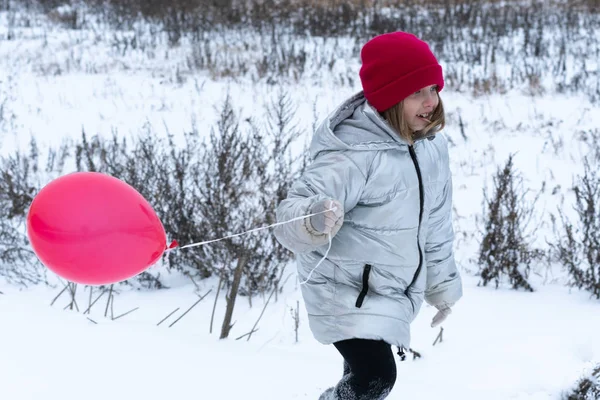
left=1, top=274, right=599, bottom=399
left=1, top=6, right=600, bottom=400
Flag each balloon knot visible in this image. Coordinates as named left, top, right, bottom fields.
left=167, top=240, right=179, bottom=249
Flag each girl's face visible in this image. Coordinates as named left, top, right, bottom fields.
left=402, top=85, right=440, bottom=132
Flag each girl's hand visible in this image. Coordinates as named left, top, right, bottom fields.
left=308, top=199, right=344, bottom=236
left=431, top=303, right=453, bottom=328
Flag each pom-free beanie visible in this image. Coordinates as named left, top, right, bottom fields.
left=359, top=32, right=444, bottom=112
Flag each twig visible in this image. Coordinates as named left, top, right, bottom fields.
left=235, top=329, right=258, bottom=341
left=104, top=284, right=113, bottom=318
left=169, top=289, right=212, bottom=328
left=63, top=283, right=80, bottom=311
left=83, top=291, right=105, bottom=314
left=112, top=307, right=139, bottom=321
left=458, top=112, right=468, bottom=142
left=69, top=283, right=79, bottom=312
left=187, top=273, right=200, bottom=291
left=87, top=317, right=98, bottom=324
left=50, top=285, right=69, bottom=306
left=246, top=286, right=276, bottom=342
left=210, top=275, right=224, bottom=334
left=274, top=264, right=288, bottom=301
left=409, top=348, right=422, bottom=360
left=279, top=272, right=294, bottom=293
left=433, top=327, right=444, bottom=346
left=110, top=291, right=115, bottom=320
left=157, top=307, right=180, bottom=326
left=291, top=300, right=300, bottom=343
left=88, top=286, right=93, bottom=313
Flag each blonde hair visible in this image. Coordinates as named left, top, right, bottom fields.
left=381, top=96, right=445, bottom=144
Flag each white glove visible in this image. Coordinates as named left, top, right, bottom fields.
left=308, top=199, right=344, bottom=236
left=431, top=303, right=453, bottom=328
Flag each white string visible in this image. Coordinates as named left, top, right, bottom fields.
left=166, top=208, right=336, bottom=251
left=165, top=207, right=336, bottom=285
left=166, top=208, right=337, bottom=286
left=298, top=232, right=332, bottom=286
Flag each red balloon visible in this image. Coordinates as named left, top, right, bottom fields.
left=26, top=172, right=167, bottom=285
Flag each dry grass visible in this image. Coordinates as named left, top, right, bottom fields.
left=286, top=0, right=596, bottom=8
left=4, top=0, right=599, bottom=101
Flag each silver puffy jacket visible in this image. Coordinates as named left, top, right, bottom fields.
left=274, top=92, right=462, bottom=348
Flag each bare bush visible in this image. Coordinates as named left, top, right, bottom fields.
left=72, top=128, right=211, bottom=287
left=6, top=0, right=600, bottom=100
left=193, top=90, right=300, bottom=339
left=552, top=159, right=600, bottom=299
left=0, top=90, right=303, bottom=295
left=575, top=129, right=600, bottom=164
left=0, top=127, right=207, bottom=288
left=562, top=363, right=600, bottom=400
left=47, top=5, right=80, bottom=29
left=478, top=154, right=543, bottom=292
left=0, top=138, right=56, bottom=286
left=243, top=90, right=303, bottom=297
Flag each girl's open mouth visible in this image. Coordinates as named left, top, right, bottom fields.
left=417, top=113, right=431, bottom=123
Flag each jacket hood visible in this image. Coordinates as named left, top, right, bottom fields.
left=309, top=92, right=410, bottom=160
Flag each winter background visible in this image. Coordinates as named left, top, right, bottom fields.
left=1, top=0, right=600, bottom=399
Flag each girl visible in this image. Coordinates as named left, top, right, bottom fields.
left=274, top=31, right=463, bottom=400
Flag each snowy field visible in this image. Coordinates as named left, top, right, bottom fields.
left=1, top=5, right=600, bottom=400
left=1, top=272, right=599, bottom=400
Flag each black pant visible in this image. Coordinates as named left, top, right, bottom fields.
left=330, top=338, right=397, bottom=400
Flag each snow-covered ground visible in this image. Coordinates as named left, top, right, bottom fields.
left=1, top=6, right=599, bottom=400
left=1, top=273, right=599, bottom=399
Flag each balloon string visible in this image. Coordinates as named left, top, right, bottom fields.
left=165, top=208, right=335, bottom=251
left=297, top=232, right=332, bottom=286
left=165, top=208, right=336, bottom=286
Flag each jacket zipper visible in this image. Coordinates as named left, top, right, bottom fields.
left=405, top=145, right=424, bottom=295
left=355, top=264, right=372, bottom=308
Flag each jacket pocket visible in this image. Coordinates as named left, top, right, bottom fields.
left=355, top=264, right=372, bottom=308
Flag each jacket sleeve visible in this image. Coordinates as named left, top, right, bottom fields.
left=424, top=175, right=463, bottom=307
left=273, top=151, right=367, bottom=254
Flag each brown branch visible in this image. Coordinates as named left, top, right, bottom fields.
left=50, top=285, right=69, bottom=306
left=104, top=284, right=114, bottom=317
left=63, top=283, right=80, bottom=311
left=169, top=289, right=212, bottom=328
left=69, top=283, right=79, bottom=311
left=235, top=329, right=258, bottom=341
left=83, top=290, right=105, bottom=314
left=110, top=291, right=115, bottom=320
left=409, top=348, right=422, bottom=360
left=246, top=285, right=276, bottom=342
left=210, top=275, right=224, bottom=334
left=187, top=273, right=200, bottom=291
left=279, top=272, right=294, bottom=293
left=157, top=307, right=180, bottom=326
left=291, top=300, right=300, bottom=343
left=112, top=307, right=139, bottom=321
left=220, top=255, right=247, bottom=339
left=433, top=327, right=444, bottom=346
left=87, top=286, right=93, bottom=313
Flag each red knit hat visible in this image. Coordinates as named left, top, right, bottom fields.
left=359, top=32, right=444, bottom=112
